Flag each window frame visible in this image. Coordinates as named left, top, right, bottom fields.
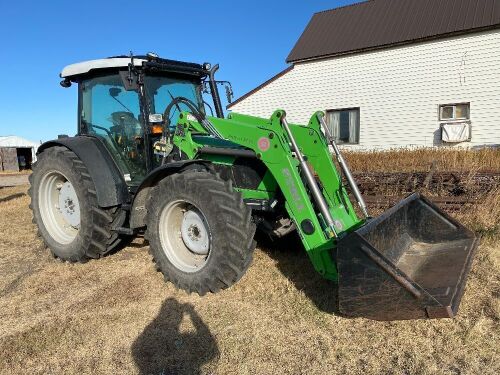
left=439, top=102, right=470, bottom=122
left=325, top=107, right=360, bottom=145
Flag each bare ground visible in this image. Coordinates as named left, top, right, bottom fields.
left=0, top=185, right=498, bottom=375
left=0, top=174, right=29, bottom=188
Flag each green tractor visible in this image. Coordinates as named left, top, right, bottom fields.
left=30, top=53, right=478, bottom=320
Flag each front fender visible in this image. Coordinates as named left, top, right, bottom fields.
left=129, top=160, right=212, bottom=229
left=38, top=136, right=129, bottom=207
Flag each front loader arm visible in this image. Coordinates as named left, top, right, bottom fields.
left=173, top=110, right=364, bottom=281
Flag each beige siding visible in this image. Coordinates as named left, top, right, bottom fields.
left=230, top=30, right=500, bottom=149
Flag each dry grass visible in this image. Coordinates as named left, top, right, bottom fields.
left=453, top=189, right=500, bottom=241
left=343, top=147, right=500, bottom=172
left=345, top=147, right=500, bottom=241
left=0, top=149, right=499, bottom=375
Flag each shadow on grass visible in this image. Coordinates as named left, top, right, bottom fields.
left=0, top=192, right=25, bottom=203
left=132, top=298, right=219, bottom=375
left=256, top=231, right=345, bottom=316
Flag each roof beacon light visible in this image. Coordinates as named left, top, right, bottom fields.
left=147, top=52, right=159, bottom=60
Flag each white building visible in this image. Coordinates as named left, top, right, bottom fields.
left=228, top=0, right=500, bottom=150
left=0, top=136, right=39, bottom=171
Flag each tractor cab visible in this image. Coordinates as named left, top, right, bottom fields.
left=60, top=54, right=231, bottom=185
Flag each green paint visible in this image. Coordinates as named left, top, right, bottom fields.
left=174, top=109, right=365, bottom=281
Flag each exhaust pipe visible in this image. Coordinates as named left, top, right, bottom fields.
left=208, top=64, right=224, bottom=119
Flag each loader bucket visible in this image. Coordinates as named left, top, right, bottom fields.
left=337, top=193, right=478, bottom=321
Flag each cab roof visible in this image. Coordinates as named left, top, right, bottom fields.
left=61, top=57, right=147, bottom=78
left=60, top=55, right=206, bottom=79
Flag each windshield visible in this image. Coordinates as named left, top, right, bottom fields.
left=144, top=75, right=204, bottom=128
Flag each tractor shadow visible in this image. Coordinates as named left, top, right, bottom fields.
left=132, top=298, right=219, bottom=375
left=256, top=231, right=345, bottom=316
left=0, top=192, right=25, bottom=203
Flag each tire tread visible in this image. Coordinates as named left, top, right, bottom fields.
left=29, top=146, right=126, bottom=262
left=145, top=170, right=256, bottom=295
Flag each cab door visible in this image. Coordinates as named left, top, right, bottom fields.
left=79, top=73, right=147, bottom=185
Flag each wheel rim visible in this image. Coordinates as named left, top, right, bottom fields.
left=158, top=200, right=211, bottom=273
left=38, top=171, right=80, bottom=244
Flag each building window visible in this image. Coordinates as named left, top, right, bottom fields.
left=439, top=103, right=470, bottom=121
left=326, top=108, right=360, bottom=144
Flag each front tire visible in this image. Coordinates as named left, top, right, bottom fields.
left=29, top=146, right=126, bottom=262
left=146, top=170, right=256, bottom=294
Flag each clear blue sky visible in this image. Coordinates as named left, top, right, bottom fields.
left=0, top=0, right=359, bottom=143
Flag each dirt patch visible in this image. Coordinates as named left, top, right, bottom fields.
left=0, top=184, right=498, bottom=375
left=0, top=174, right=29, bottom=187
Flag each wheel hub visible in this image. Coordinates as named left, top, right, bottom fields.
left=38, top=171, right=79, bottom=245
left=181, top=210, right=209, bottom=255
left=158, top=200, right=211, bottom=273
left=57, top=181, right=80, bottom=227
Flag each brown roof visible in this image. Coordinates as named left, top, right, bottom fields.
left=287, top=0, right=500, bottom=62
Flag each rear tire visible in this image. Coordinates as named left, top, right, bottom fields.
left=29, top=146, right=126, bottom=262
left=146, top=170, right=256, bottom=294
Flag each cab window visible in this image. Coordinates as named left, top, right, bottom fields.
left=144, top=75, right=203, bottom=131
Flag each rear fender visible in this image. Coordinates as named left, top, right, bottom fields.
left=129, top=160, right=212, bottom=229
left=38, top=136, right=129, bottom=208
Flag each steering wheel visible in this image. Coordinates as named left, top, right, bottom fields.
left=162, top=96, right=206, bottom=135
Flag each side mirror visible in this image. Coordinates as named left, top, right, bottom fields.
left=60, top=78, right=72, bottom=88
left=109, top=87, right=122, bottom=97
